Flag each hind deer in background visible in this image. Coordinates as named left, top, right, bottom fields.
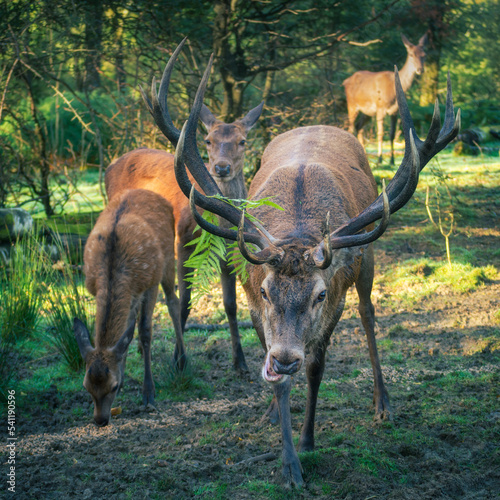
left=74, top=189, right=186, bottom=426
left=173, top=52, right=459, bottom=486
left=105, top=39, right=264, bottom=375
left=343, top=34, right=427, bottom=165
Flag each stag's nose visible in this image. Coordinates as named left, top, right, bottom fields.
left=272, top=356, right=302, bottom=375
left=94, top=415, right=109, bottom=427
left=215, top=163, right=231, bottom=177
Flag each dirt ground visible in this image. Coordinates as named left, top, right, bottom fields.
left=13, top=264, right=500, bottom=499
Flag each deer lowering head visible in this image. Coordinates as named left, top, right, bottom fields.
left=173, top=53, right=459, bottom=487
left=74, top=189, right=184, bottom=426
left=74, top=318, right=135, bottom=426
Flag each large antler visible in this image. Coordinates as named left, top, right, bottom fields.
left=310, top=67, right=460, bottom=268
left=329, top=68, right=460, bottom=242
left=139, top=38, right=187, bottom=146
left=174, top=57, right=281, bottom=255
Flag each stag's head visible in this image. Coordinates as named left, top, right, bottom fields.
left=200, top=103, right=263, bottom=182
left=73, top=318, right=134, bottom=426
left=167, top=42, right=459, bottom=386
left=402, top=33, right=428, bottom=76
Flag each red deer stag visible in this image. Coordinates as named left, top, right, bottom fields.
left=344, top=34, right=427, bottom=165
left=173, top=55, right=459, bottom=486
left=105, top=39, right=264, bottom=375
left=74, top=189, right=186, bottom=426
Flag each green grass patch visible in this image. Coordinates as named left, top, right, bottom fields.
left=377, top=258, right=497, bottom=307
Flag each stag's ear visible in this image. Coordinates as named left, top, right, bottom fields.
left=239, top=102, right=264, bottom=131
left=329, top=246, right=366, bottom=278
left=200, top=104, right=218, bottom=130
left=401, top=34, right=412, bottom=49
left=111, top=320, right=136, bottom=359
left=73, top=318, right=94, bottom=360
left=418, top=33, right=428, bottom=47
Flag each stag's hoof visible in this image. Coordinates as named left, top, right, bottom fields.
left=140, top=402, right=158, bottom=412
left=373, top=392, right=392, bottom=422
left=282, top=460, right=304, bottom=489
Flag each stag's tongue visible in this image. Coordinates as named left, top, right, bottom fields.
left=262, top=354, right=283, bottom=383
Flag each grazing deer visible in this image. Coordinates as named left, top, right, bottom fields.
left=105, top=39, right=263, bottom=375
left=343, top=34, right=428, bottom=165
left=174, top=54, right=459, bottom=486
left=74, top=189, right=186, bottom=426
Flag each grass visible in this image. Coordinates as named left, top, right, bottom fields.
left=3, top=146, right=500, bottom=497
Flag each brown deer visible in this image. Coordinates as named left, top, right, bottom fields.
left=74, top=189, right=186, bottom=426
left=173, top=54, right=459, bottom=486
left=105, top=39, right=264, bottom=375
left=343, top=34, right=428, bottom=165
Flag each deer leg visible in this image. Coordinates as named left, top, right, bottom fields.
left=389, top=114, right=398, bottom=166
left=273, top=377, right=304, bottom=488
left=347, top=107, right=359, bottom=135
left=220, top=261, right=249, bottom=375
left=355, top=246, right=391, bottom=421
left=298, top=301, right=344, bottom=451
left=297, top=345, right=326, bottom=452
left=177, top=238, right=193, bottom=335
left=376, top=113, right=385, bottom=164
left=162, top=260, right=187, bottom=372
left=138, top=286, right=158, bottom=408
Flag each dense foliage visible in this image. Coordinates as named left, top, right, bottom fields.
left=0, top=0, right=498, bottom=215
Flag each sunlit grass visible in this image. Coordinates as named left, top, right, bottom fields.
left=376, top=258, right=498, bottom=307
left=0, top=235, right=49, bottom=342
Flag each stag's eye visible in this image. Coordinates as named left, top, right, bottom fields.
left=205, top=140, right=211, bottom=145
left=239, top=140, right=246, bottom=146
left=317, top=290, right=326, bottom=303
left=261, top=287, right=268, bottom=301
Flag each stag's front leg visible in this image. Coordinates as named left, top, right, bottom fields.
left=138, top=286, right=158, bottom=408
left=273, top=376, right=304, bottom=487
left=298, top=341, right=328, bottom=452
left=220, top=261, right=249, bottom=375
left=356, top=246, right=391, bottom=421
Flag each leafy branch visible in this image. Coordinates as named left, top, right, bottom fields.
left=183, top=197, right=283, bottom=306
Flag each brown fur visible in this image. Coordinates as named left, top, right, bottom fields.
left=75, top=189, right=185, bottom=426
left=104, top=103, right=263, bottom=374
left=343, top=34, right=427, bottom=164
left=240, top=125, right=390, bottom=486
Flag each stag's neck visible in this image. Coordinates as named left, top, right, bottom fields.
left=398, top=56, right=418, bottom=92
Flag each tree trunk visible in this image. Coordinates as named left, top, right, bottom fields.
left=212, top=0, right=248, bottom=122
left=84, top=0, right=104, bottom=90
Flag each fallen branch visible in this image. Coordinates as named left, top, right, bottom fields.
left=234, top=452, right=277, bottom=466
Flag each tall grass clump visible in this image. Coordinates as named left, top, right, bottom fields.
left=44, top=230, right=94, bottom=371
left=0, top=236, right=48, bottom=342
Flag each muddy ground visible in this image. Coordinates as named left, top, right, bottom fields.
left=10, top=251, right=500, bottom=499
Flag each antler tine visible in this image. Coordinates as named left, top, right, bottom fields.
left=175, top=120, right=267, bottom=247
left=329, top=180, right=390, bottom=248
left=238, top=209, right=281, bottom=265
left=181, top=53, right=221, bottom=197
left=329, top=67, right=459, bottom=242
left=174, top=55, right=276, bottom=245
left=141, top=38, right=187, bottom=146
